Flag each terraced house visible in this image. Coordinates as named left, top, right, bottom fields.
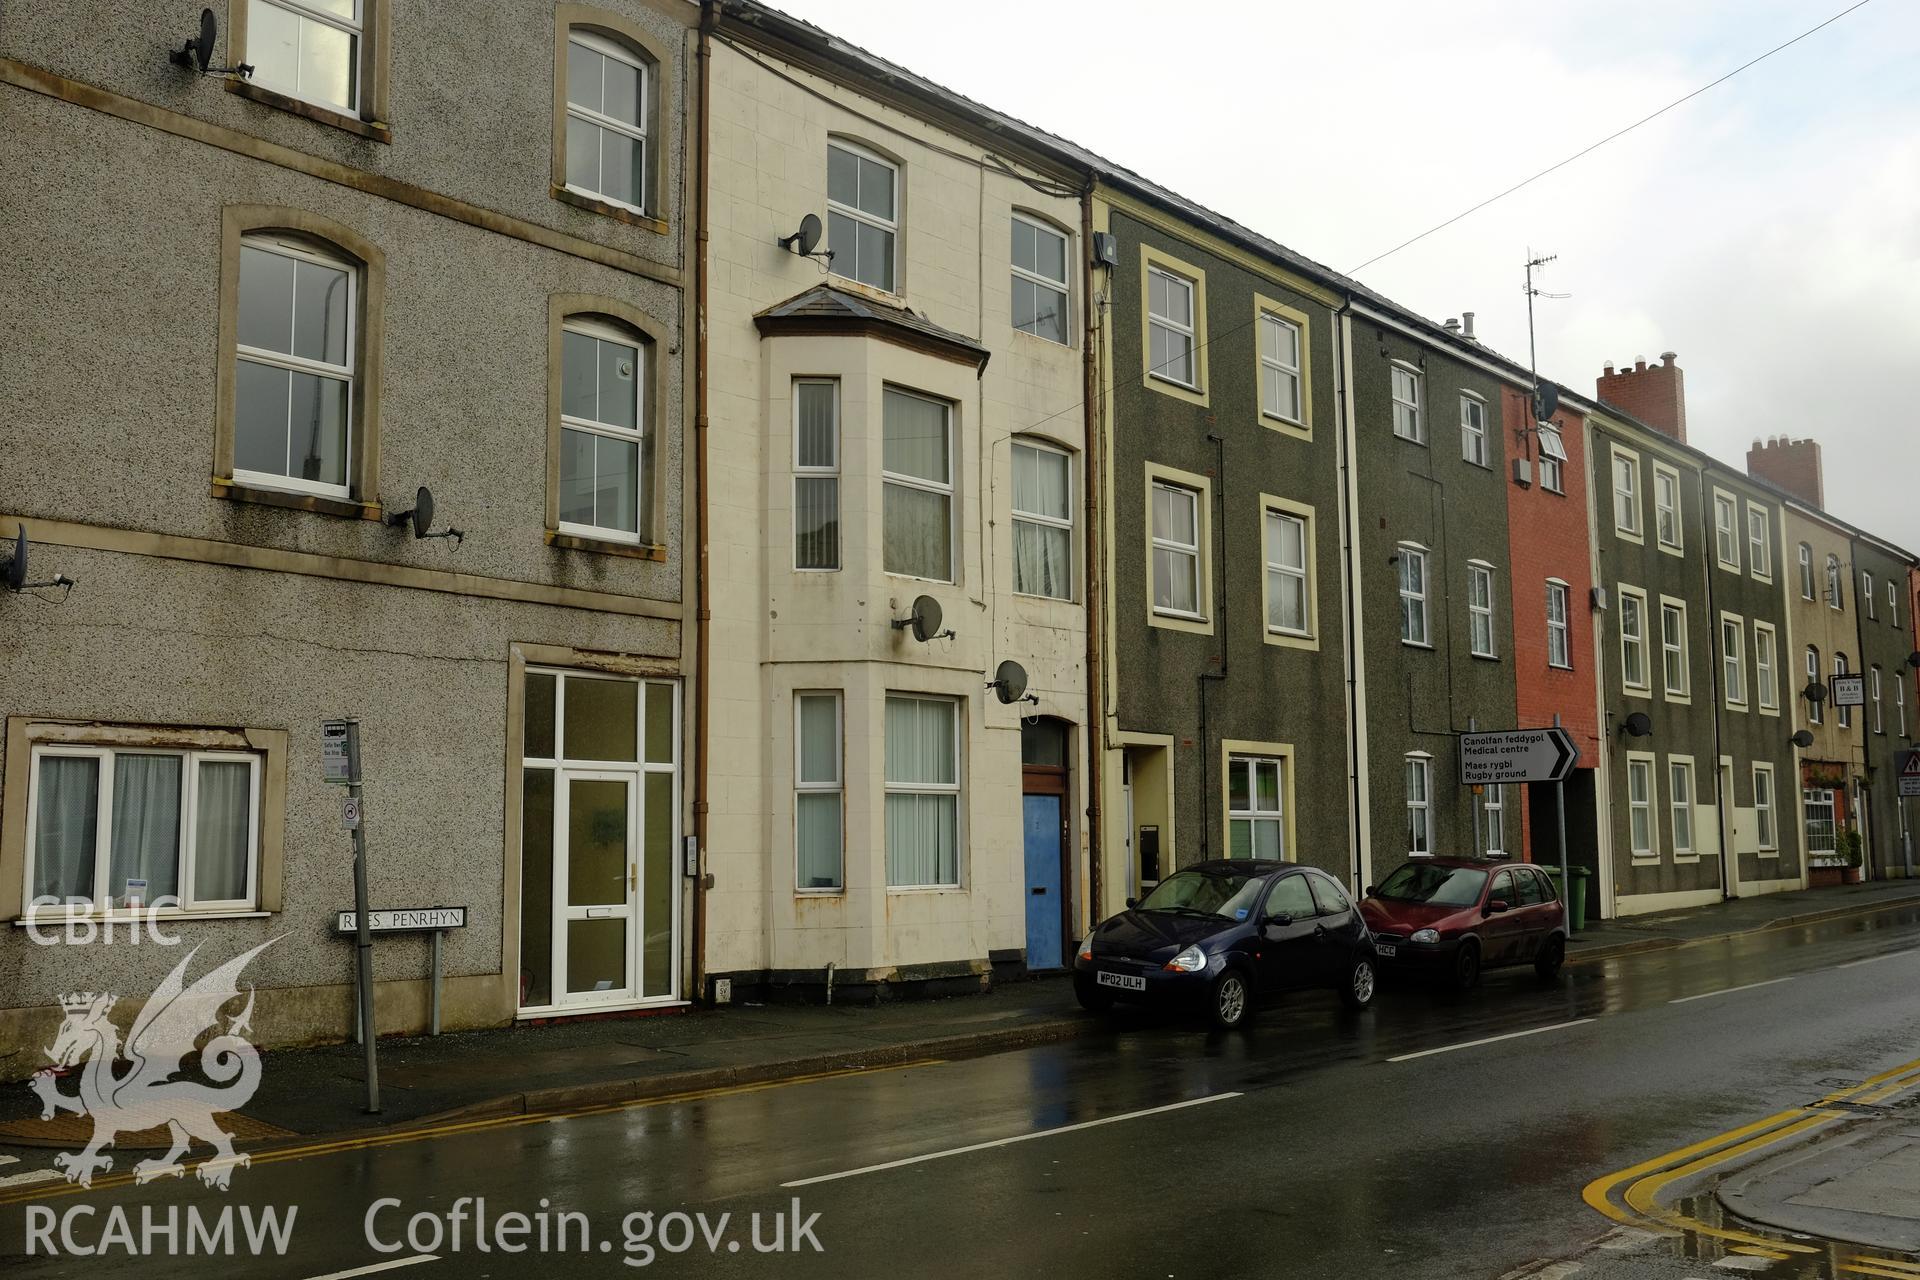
left=1, top=0, right=699, bottom=1050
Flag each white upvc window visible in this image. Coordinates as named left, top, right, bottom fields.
left=1151, top=481, right=1203, bottom=619
left=1537, top=421, right=1567, bottom=492
left=1753, top=763, right=1778, bottom=851
left=1390, top=363, right=1423, bottom=442
left=1836, top=653, right=1853, bottom=729
left=793, top=379, right=840, bottom=571
left=1478, top=783, right=1506, bottom=857
left=1660, top=599, right=1689, bottom=699
left=1807, top=647, right=1823, bottom=725
left=883, top=695, right=960, bottom=888
left=1898, top=671, right=1909, bottom=738
left=1460, top=393, right=1488, bottom=467
left=1147, top=267, right=1198, bottom=388
left=1012, top=440, right=1073, bottom=600
left=234, top=234, right=356, bottom=498
left=1872, top=666, right=1884, bottom=734
left=1721, top=615, right=1747, bottom=708
left=1748, top=506, right=1771, bottom=580
left=827, top=140, right=898, bottom=293
left=1865, top=572, right=1877, bottom=620
left=1627, top=756, right=1656, bottom=858
left=1405, top=753, right=1432, bottom=857
left=1468, top=561, right=1497, bottom=658
left=1227, top=755, right=1287, bottom=860
left=794, top=692, right=843, bottom=892
left=1546, top=579, right=1572, bottom=669
left=1826, top=554, right=1844, bottom=610
left=1258, top=311, right=1304, bottom=425
left=1398, top=544, right=1430, bottom=646
left=1798, top=543, right=1815, bottom=599
left=1805, top=788, right=1837, bottom=858
left=1652, top=464, right=1681, bottom=552
left=247, top=0, right=362, bottom=115
left=1714, top=491, right=1740, bottom=571
left=559, top=317, right=646, bottom=542
left=1619, top=586, right=1649, bottom=691
left=1011, top=215, right=1069, bottom=345
left=565, top=30, right=648, bottom=213
left=1889, top=579, right=1901, bottom=627
left=1755, top=622, right=1779, bottom=712
left=1264, top=507, right=1311, bottom=637
left=25, top=746, right=261, bottom=914
left=1613, top=448, right=1642, bottom=538
left=1669, top=758, right=1696, bottom=857
left=881, top=387, right=954, bottom=582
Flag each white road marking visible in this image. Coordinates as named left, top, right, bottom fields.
left=1838, top=948, right=1917, bottom=969
left=1386, top=1019, right=1593, bottom=1063
left=1669, top=976, right=1795, bottom=1004
left=0, top=1168, right=63, bottom=1189
left=0, top=1155, right=16, bottom=1167
left=780, top=1093, right=1243, bottom=1187
left=304, top=1257, right=438, bottom=1280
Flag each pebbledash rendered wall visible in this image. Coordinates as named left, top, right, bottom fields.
left=698, top=27, right=1089, bottom=994
left=0, top=0, right=695, bottom=1069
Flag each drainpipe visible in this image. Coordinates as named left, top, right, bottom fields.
left=691, top=1, right=716, bottom=1001
left=1332, top=301, right=1371, bottom=890
left=1079, top=179, right=1103, bottom=921
left=1197, top=430, right=1228, bottom=858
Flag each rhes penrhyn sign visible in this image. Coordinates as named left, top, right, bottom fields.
left=334, top=908, right=466, bottom=934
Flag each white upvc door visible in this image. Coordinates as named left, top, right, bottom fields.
left=554, top=769, right=640, bottom=1006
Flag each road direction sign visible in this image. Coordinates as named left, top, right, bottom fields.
left=1460, top=727, right=1580, bottom=786
left=1899, top=750, right=1920, bottom=799
left=1832, top=675, right=1866, bottom=708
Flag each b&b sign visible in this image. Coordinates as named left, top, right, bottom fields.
left=1460, top=728, right=1580, bottom=786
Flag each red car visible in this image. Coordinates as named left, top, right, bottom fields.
left=1358, top=858, right=1567, bottom=989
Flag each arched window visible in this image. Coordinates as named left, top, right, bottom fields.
left=1797, top=542, right=1814, bottom=598
left=1825, top=554, right=1843, bottom=609
left=1807, top=646, right=1822, bottom=724
left=557, top=315, right=649, bottom=542
left=1835, top=652, right=1853, bottom=729
left=552, top=9, right=673, bottom=222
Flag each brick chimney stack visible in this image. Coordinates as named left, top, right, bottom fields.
left=1747, top=435, right=1825, bottom=509
left=1596, top=351, right=1687, bottom=443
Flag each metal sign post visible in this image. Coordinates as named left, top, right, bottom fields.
left=326, top=717, right=379, bottom=1114
left=1554, top=715, right=1572, bottom=936
left=1460, top=725, right=1582, bottom=935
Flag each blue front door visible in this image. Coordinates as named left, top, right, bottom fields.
left=1023, top=793, right=1065, bottom=970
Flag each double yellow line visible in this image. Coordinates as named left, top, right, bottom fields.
left=0, top=1058, right=943, bottom=1208
left=1583, top=1052, right=1920, bottom=1264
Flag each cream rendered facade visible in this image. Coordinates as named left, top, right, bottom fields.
left=1783, top=505, right=1866, bottom=869
left=701, top=35, right=1089, bottom=993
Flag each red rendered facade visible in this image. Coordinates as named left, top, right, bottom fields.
left=1502, top=388, right=1600, bottom=863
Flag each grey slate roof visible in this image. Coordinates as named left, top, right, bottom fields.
left=753, top=283, right=991, bottom=371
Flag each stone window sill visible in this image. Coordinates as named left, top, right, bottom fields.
left=550, top=186, right=669, bottom=235
left=226, top=79, right=392, bottom=144
left=547, top=530, right=667, bottom=562
left=214, top=478, right=382, bottom=521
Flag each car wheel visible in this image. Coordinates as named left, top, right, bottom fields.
left=1075, top=978, right=1115, bottom=1014
left=1534, top=936, right=1566, bottom=982
left=1341, top=955, right=1377, bottom=1010
left=1451, top=941, right=1482, bottom=991
left=1209, top=970, right=1251, bottom=1030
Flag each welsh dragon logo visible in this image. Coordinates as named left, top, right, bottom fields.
left=29, top=940, right=275, bottom=1190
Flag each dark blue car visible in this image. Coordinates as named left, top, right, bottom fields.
left=1073, top=860, right=1377, bottom=1029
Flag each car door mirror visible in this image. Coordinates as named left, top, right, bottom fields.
left=1364, top=885, right=1376, bottom=897
left=1265, top=912, right=1293, bottom=927
left=1486, top=899, right=1509, bottom=915
left=1125, top=896, right=1138, bottom=909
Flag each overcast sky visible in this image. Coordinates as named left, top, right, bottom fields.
left=778, top=0, right=1920, bottom=552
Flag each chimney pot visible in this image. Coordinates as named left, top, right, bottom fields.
left=1604, top=361, right=1615, bottom=374
left=1634, top=358, right=1647, bottom=373
left=1462, top=311, right=1476, bottom=339
left=1661, top=351, right=1678, bottom=366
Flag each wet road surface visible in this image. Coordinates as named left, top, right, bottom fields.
left=6, top=903, right=1920, bottom=1279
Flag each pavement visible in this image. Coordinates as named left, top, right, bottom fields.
left=1, top=877, right=1916, bottom=1154
left=1716, top=1104, right=1920, bottom=1253
left=7, top=888, right=1920, bottom=1277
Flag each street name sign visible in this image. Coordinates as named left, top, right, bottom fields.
left=1900, top=750, right=1920, bottom=799
left=1832, top=675, right=1866, bottom=708
left=335, top=907, right=466, bottom=934
left=1460, top=727, right=1580, bottom=786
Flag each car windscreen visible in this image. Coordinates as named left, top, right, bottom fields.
left=1374, top=863, right=1488, bottom=907
left=1138, top=869, right=1267, bottom=920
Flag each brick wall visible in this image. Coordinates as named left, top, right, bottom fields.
left=1596, top=354, right=1687, bottom=443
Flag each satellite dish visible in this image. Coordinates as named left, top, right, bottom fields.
left=890, top=594, right=946, bottom=643
left=5, top=524, right=25, bottom=591
left=1791, top=729, right=1815, bottom=750
left=1532, top=382, right=1560, bottom=424
left=191, top=7, right=216, bottom=72
left=1803, top=681, right=1828, bottom=704
left=778, top=213, right=823, bottom=257
left=1908, top=650, right=1920, bottom=670
left=1622, top=711, right=1653, bottom=738
left=988, top=660, right=1029, bottom=705
left=386, top=485, right=463, bottom=545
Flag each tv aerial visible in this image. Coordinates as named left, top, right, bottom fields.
left=777, top=213, right=834, bottom=268
left=891, top=594, right=954, bottom=644
left=986, top=659, right=1039, bottom=707
left=2, top=525, right=77, bottom=598
left=169, top=8, right=254, bottom=79
left=385, top=486, right=464, bottom=545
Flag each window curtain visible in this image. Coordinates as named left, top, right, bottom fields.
left=796, top=795, right=843, bottom=890
left=109, top=754, right=182, bottom=905
left=795, top=383, right=839, bottom=569
left=884, top=698, right=958, bottom=886
left=1013, top=446, right=1070, bottom=598
left=194, top=761, right=252, bottom=902
left=33, top=756, right=99, bottom=902
left=882, top=391, right=950, bottom=580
